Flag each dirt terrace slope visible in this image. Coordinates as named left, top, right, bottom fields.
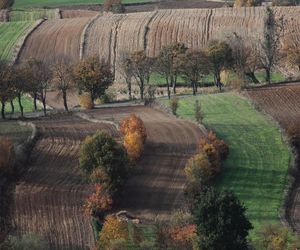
left=247, top=84, right=300, bottom=233
left=11, top=106, right=204, bottom=248
left=86, top=106, right=205, bottom=219
left=17, top=17, right=91, bottom=63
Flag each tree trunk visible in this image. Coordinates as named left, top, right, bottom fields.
left=140, top=80, right=144, bottom=100
left=1, top=101, right=5, bottom=119
left=265, top=68, right=271, bottom=84
left=127, top=80, right=132, bottom=100
left=192, top=82, right=196, bottom=96
left=42, top=98, right=46, bottom=116
left=33, top=92, right=37, bottom=111
left=10, top=100, right=14, bottom=114
left=166, top=77, right=170, bottom=99
left=195, top=82, right=198, bottom=93
left=245, top=72, right=260, bottom=84
left=62, top=90, right=68, bottom=111
left=217, top=74, right=222, bottom=92
left=172, top=75, right=177, bottom=94
left=18, top=93, right=24, bottom=118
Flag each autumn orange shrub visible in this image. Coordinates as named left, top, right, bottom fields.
left=79, top=93, right=94, bottom=109
left=83, top=184, right=112, bottom=216
left=120, top=114, right=147, bottom=143
left=120, top=114, right=147, bottom=162
left=199, top=142, right=221, bottom=175
left=169, top=224, right=197, bottom=249
left=124, top=131, right=144, bottom=162
left=0, top=136, right=15, bottom=176
left=200, top=131, right=229, bottom=161
left=98, top=215, right=129, bottom=249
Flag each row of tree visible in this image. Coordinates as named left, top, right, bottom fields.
left=0, top=56, right=114, bottom=119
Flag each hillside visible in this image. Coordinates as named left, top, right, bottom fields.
left=15, top=7, right=300, bottom=80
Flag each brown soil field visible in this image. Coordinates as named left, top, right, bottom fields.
left=17, top=17, right=91, bottom=63
left=247, top=83, right=300, bottom=233
left=11, top=106, right=204, bottom=248
left=17, top=7, right=300, bottom=80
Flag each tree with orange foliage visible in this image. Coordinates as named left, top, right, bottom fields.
left=98, top=215, right=129, bottom=249
left=83, top=184, right=112, bottom=217
left=120, top=114, right=147, bottom=143
left=124, top=131, right=144, bottom=162
left=198, top=142, right=221, bottom=175
left=169, top=224, right=197, bottom=250
left=200, top=131, right=229, bottom=161
left=0, top=136, right=15, bottom=176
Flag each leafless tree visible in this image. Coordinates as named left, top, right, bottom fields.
left=51, top=55, right=74, bottom=111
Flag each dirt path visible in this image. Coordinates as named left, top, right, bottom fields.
left=247, top=83, right=300, bottom=233
left=11, top=106, right=204, bottom=249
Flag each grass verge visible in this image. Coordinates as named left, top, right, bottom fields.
left=161, top=92, right=290, bottom=237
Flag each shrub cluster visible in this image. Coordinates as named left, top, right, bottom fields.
left=120, top=114, right=147, bottom=163
left=184, top=131, right=229, bottom=208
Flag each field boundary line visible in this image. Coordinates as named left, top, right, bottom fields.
left=12, top=18, right=46, bottom=64
left=75, top=112, right=119, bottom=130
left=80, top=13, right=102, bottom=60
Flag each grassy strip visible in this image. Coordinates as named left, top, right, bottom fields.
left=0, top=21, right=34, bottom=61
left=161, top=92, right=290, bottom=237
left=4, top=96, right=42, bottom=114
left=0, top=120, right=32, bottom=144
left=13, top=0, right=156, bottom=8
left=10, top=9, right=57, bottom=21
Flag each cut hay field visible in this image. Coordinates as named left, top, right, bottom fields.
left=161, top=92, right=290, bottom=236
left=0, top=120, right=32, bottom=144
left=0, top=21, right=34, bottom=60
left=13, top=0, right=156, bottom=8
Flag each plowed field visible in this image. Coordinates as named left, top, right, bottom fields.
left=17, top=17, right=91, bottom=63
left=247, top=84, right=300, bottom=233
left=11, top=106, right=204, bottom=248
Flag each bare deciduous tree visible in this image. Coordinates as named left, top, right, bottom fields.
left=259, top=7, right=285, bottom=84
left=52, top=55, right=74, bottom=111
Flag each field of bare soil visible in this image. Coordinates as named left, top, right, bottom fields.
left=16, top=7, right=300, bottom=80
left=10, top=106, right=204, bottom=248
left=247, top=83, right=300, bottom=233
left=17, top=17, right=91, bottom=63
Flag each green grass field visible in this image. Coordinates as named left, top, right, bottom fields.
left=161, top=92, right=290, bottom=237
left=0, top=21, right=34, bottom=61
left=0, top=120, right=32, bottom=143
left=10, top=9, right=57, bottom=21
left=13, top=0, right=156, bottom=8
left=4, top=96, right=42, bottom=114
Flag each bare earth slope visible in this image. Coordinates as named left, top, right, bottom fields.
left=17, top=17, right=91, bottom=63
left=11, top=106, right=204, bottom=248
left=17, top=7, right=300, bottom=79
left=247, top=84, right=300, bottom=233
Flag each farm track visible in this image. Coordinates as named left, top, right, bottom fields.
left=247, top=83, right=300, bottom=233
left=11, top=106, right=204, bottom=248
